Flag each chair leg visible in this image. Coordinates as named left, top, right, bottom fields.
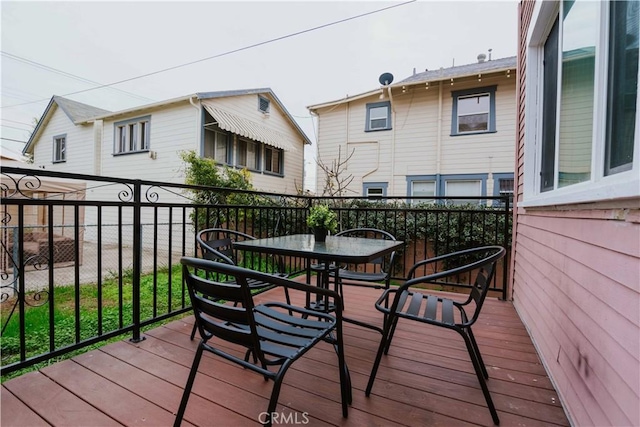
left=365, top=313, right=396, bottom=396
left=467, top=327, right=489, bottom=379
left=461, top=331, right=500, bottom=425
left=264, top=362, right=294, bottom=427
left=189, top=322, right=197, bottom=341
left=174, top=342, right=205, bottom=427
left=334, top=328, right=352, bottom=412
left=383, top=315, right=400, bottom=355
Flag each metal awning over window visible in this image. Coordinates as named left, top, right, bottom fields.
left=203, top=105, right=297, bottom=152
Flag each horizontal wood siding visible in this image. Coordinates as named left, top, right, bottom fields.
left=207, top=96, right=305, bottom=194
left=32, top=106, right=95, bottom=174
left=314, top=74, right=516, bottom=197
left=440, top=76, right=516, bottom=176
left=101, top=103, right=197, bottom=183
left=512, top=1, right=640, bottom=426
left=512, top=211, right=640, bottom=426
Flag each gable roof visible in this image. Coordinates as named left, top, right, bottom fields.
left=399, top=56, right=516, bottom=85
left=24, top=89, right=311, bottom=155
left=54, top=96, right=111, bottom=123
left=77, top=88, right=311, bottom=145
left=308, top=56, right=517, bottom=111
left=23, top=96, right=112, bottom=154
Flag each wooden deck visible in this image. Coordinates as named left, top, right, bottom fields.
left=1, top=283, right=570, bottom=426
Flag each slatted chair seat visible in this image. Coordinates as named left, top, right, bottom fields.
left=175, top=257, right=351, bottom=427
left=366, top=246, right=506, bottom=425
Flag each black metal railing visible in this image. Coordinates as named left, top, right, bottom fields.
left=1, top=166, right=511, bottom=375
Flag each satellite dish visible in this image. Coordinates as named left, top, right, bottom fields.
left=379, top=72, right=394, bottom=86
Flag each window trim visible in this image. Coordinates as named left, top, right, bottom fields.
left=258, top=95, right=270, bottom=114
left=406, top=175, right=437, bottom=204
left=493, top=172, right=515, bottom=207
left=236, top=137, right=260, bottom=171
left=365, top=101, right=392, bottom=132
left=52, top=133, right=66, bottom=163
left=113, top=115, right=151, bottom=155
left=264, top=145, right=284, bottom=176
left=363, top=182, right=388, bottom=198
left=441, top=173, right=488, bottom=205
left=522, top=0, right=639, bottom=207
left=451, top=86, right=497, bottom=136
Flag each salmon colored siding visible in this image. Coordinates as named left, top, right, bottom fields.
left=513, top=1, right=640, bottom=426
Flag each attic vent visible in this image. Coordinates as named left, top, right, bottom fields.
left=258, top=96, right=270, bottom=114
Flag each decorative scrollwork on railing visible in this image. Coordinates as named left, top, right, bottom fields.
left=0, top=250, right=50, bottom=336
left=145, top=186, right=160, bottom=203
left=1, top=211, right=11, bottom=225
left=117, top=184, right=135, bottom=202
left=1, top=172, right=43, bottom=199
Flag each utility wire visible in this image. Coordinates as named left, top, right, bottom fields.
left=1, top=51, right=155, bottom=103
left=2, top=118, right=33, bottom=126
left=1, top=137, right=27, bottom=144
left=1, top=0, right=416, bottom=109
left=1, top=124, right=31, bottom=131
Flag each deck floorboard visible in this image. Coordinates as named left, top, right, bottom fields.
left=2, top=282, right=570, bottom=426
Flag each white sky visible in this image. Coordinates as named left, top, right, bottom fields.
left=0, top=0, right=518, bottom=189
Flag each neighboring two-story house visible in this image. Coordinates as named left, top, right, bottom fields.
left=23, top=88, right=310, bottom=195
left=308, top=56, right=517, bottom=203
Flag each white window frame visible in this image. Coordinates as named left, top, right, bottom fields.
left=114, top=116, right=150, bottom=154
left=53, top=134, right=66, bottom=163
left=365, top=101, right=391, bottom=131
left=410, top=180, right=436, bottom=205
left=522, top=0, right=639, bottom=207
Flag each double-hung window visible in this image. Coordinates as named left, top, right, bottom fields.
left=525, top=0, right=638, bottom=205
left=53, top=134, right=66, bottom=163
left=114, top=116, right=150, bottom=154
left=408, top=178, right=436, bottom=205
left=451, top=86, right=497, bottom=135
left=204, top=128, right=230, bottom=164
left=365, top=101, right=391, bottom=131
left=237, top=138, right=259, bottom=170
left=264, top=146, right=283, bottom=174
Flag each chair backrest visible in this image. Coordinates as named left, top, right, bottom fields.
left=336, top=228, right=398, bottom=273
left=181, top=256, right=263, bottom=355
left=196, top=228, right=256, bottom=265
left=405, top=246, right=505, bottom=325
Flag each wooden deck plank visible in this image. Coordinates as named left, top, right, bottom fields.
left=1, top=286, right=570, bottom=427
left=3, top=371, right=121, bottom=426
left=1, top=386, right=50, bottom=427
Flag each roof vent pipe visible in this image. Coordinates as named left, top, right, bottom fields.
left=488, top=48, right=492, bottom=61
left=477, top=53, right=487, bottom=63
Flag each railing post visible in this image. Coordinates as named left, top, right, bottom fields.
left=131, top=180, right=145, bottom=343
left=502, top=195, right=510, bottom=301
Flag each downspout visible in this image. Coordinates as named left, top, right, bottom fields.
left=436, top=81, right=443, bottom=176
left=436, top=81, right=443, bottom=196
left=189, top=96, right=201, bottom=156
left=388, top=86, right=396, bottom=194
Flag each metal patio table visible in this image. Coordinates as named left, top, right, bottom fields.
left=233, top=234, right=404, bottom=333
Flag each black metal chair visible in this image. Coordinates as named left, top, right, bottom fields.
left=191, top=228, right=290, bottom=339
left=365, top=246, right=506, bottom=425
left=330, top=228, right=398, bottom=299
left=175, top=257, right=351, bottom=427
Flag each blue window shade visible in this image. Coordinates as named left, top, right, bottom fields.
left=451, top=86, right=497, bottom=135
left=365, top=101, right=391, bottom=131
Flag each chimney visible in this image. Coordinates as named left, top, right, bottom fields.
left=477, top=53, right=487, bottom=63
